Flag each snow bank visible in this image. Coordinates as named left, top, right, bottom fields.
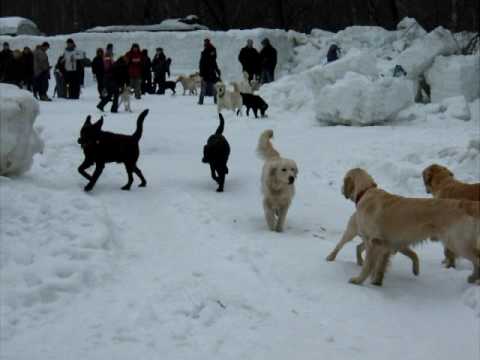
left=0, top=29, right=293, bottom=82
left=395, top=26, right=459, bottom=79
left=87, top=17, right=208, bottom=33
left=315, top=72, right=415, bottom=125
left=0, top=17, right=40, bottom=36
left=0, top=179, right=114, bottom=339
left=442, top=96, right=471, bottom=121
left=393, top=17, right=427, bottom=52
left=426, top=55, right=480, bottom=102
left=0, top=84, right=44, bottom=176
left=260, top=49, right=378, bottom=112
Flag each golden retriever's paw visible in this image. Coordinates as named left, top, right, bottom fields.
left=349, top=277, right=364, bottom=285
left=467, top=274, right=479, bottom=284
left=371, top=279, right=383, bottom=287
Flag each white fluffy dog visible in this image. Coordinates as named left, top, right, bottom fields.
left=118, top=85, right=132, bottom=112
left=215, top=81, right=243, bottom=115
left=237, top=71, right=253, bottom=94
left=257, top=129, right=298, bottom=232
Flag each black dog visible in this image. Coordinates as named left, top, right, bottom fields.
left=202, top=113, right=230, bottom=192
left=157, top=81, right=176, bottom=95
left=77, top=109, right=149, bottom=192
left=240, top=93, right=269, bottom=118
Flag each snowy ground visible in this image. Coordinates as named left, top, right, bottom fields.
left=1, top=84, right=479, bottom=359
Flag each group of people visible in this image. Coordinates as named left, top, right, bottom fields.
left=0, top=41, right=51, bottom=101
left=0, top=36, right=279, bottom=110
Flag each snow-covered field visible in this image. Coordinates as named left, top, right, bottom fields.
left=1, top=20, right=480, bottom=360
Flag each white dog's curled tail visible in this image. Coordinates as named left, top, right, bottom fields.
left=257, top=129, right=280, bottom=160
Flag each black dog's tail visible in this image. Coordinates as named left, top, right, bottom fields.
left=132, top=109, right=149, bottom=142
left=215, top=113, right=225, bottom=135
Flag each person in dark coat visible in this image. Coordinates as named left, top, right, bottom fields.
left=326, top=44, right=340, bottom=63
left=152, top=48, right=168, bottom=94
left=259, top=38, right=277, bottom=84
left=198, top=39, right=221, bottom=105
left=92, top=48, right=105, bottom=98
left=238, top=39, right=260, bottom=81
left=3, top=50, right=23, bottom=87
left=54, top=55, right=67, bottom=98
left=33, top=42, right=51, bottom=101
left=21, top=47, right=34, bottom=91
left=0, top=42, right=14, bottom=82
left=97, top=55, right=129, bottom=113
left=141, top=49, right=153, bottom=94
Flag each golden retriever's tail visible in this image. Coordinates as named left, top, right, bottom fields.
left=257, top=129, right=280, bottom=160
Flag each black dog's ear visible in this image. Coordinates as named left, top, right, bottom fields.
left=94, top=117, right=104, bottom=130
left=84, top=115, right=92, bottom=126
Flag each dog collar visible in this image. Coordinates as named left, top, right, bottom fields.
left=355, top=186, right=376, bottom=206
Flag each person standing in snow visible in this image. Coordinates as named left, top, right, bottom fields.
left=198, top=38, right=220, bottom=105
left=259, top=38, right=277, bottom=84
left=21, top=47, right=34, bottom=91
left=0, top=42, right=14, bottom=82
left=92, top=48, right=105, bottom=98
left=97, top=55, right=129, bottom=113
left=125, top=43, right=143, bottom=99
left=152, top=48, right=169, bottom=94
left=33, top=42, right=51, bottom=101
left=62, top=38, right=85, bottom=99
left=141, top=49, right=152, bottom=95
left=238, top=39, right=260, bottom=81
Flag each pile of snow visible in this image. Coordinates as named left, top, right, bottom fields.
left=393, top=17, right=427, bottom=52
left=441, top=96, right=471, bottom=121
left=315, top=71, right=415, bottom=125
left=0, top=84, right=44, bottom=176
left=395, top=26, right=459, bottom=79
left=0, top=29, right=292, bottom=82
left=87, top=16, right=208, bottom=33
left=0, top=17, right=40, bottom=36
left=0, top=179, right=114, bottom=340
left=426, top=55, right=480, bottom=102
left=260, top=49, right=378, bottom=112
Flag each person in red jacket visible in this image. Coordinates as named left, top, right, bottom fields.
left=125, top=43, right=143, bottom=99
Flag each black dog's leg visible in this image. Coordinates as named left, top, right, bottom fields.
left=78, top=159, right=94, bottom=180
left=84, top=162, right=105, bottom=192
left=122, top=163, right=135, bottom=190
left=253, top=108, right=258, bottom=118
left=133, top=165, right=147, bottom=187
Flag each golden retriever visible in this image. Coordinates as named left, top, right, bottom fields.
left=176, top=74, right=198, bottom=95
left=423, top=163, right=480, bottom=267
left=257, top=130, right=298, bottom=232
left=215, top=82, right=243, bottom=115
left=340, top=168, right=479, bottom=286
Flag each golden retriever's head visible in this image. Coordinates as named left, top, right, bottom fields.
left=268, top=158, right=298, bottom=189
left=342, top=168, right=377, bottom=202
left=215, top=82, right=226, bottom=97
left=422, top=164, right=453, bottom=194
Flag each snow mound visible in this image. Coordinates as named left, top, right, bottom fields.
left=87, top=17, right=208, bottom=33
left=395, top=26, right=459, bottom=79
left=315, top=72, right=415, bottom=126
left=0, top=179, right=115, bottom=340
left=260, top=49, right=377, bottom=112
left=393, top=17, right=427, bottom=52
left=426, top=55, right=480, bottom=102
left=0, top=17, right=40, bottom=36
left=0, top=84, right=44, bottom=176
left=442, top=96, right=471, bottom=121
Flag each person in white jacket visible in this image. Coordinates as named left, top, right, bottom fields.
left=62, top=38, right=85, bottom=99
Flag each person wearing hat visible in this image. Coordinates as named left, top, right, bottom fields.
left=238, top=39, right=260, bottom=81
left=33, top=42, right=51, bottom=101
left=62, top=38, right=85, bottom=99
left=259, top=38, right=277, bottom=84
left=198, top=38, right=221, bottom=105
left=125, top=43, right=143, bottom=99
